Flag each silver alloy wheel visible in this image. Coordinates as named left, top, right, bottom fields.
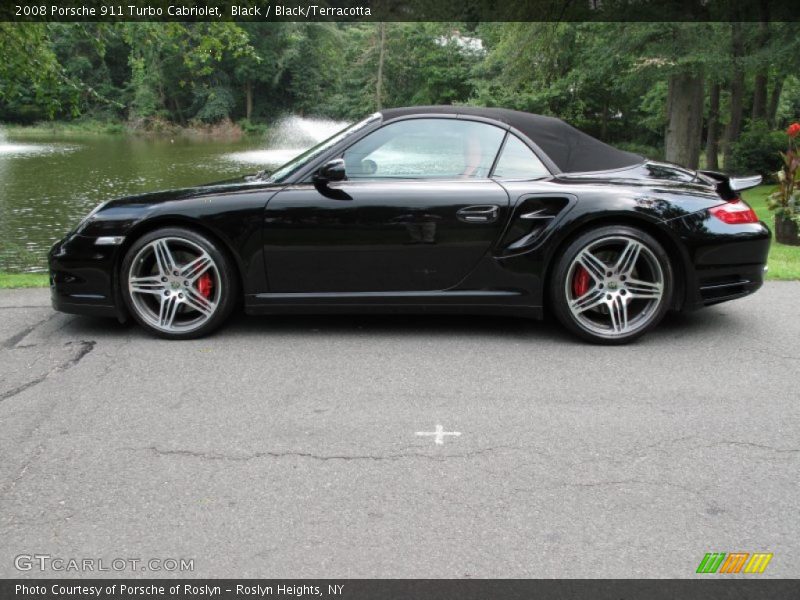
left=565, top=235, right=664, bottom=337
left=127, top=237, right=221, bottom=333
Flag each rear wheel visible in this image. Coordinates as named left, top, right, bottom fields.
left=550, top=225, right=673, bottom=344
left=120, top=227, right=237, bottom=339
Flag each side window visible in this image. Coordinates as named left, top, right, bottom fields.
left=343, top=118, right=505, bottom=180
left=492, top=135, right=550, bottom=179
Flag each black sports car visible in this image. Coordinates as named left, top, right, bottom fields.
left=49, top=106, right=770, bottom=343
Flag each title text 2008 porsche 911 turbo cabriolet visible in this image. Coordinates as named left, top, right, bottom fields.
left=49, top=106, right=770, bottom=343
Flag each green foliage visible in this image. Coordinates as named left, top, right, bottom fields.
left=777, top=76, right=800, bottom=126
left=743, top=186, right=800, bottom=278
left=193, top=86, right=236, bottom=123
left=0, top=23, right=65, bottom=119
left=765, top=127, right=800, bottom=224
left=0, top=272, right=50, bottom=289
left=728, top=122, right=787, bottom=177
left=615, top=142, right=665, bottom=161
left=2, top=20, right=800, bottom=166
left=238, top=119, right=269, bottom=136
left=2, top=119, right=126, bottom=135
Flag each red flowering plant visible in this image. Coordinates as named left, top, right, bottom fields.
left=768, top=122, right=800, bottom=225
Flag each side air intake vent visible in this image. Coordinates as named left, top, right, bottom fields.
left=500, top=195, right=573, bottom=254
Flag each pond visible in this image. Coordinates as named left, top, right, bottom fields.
left=0, top=116, right=346, bottom=272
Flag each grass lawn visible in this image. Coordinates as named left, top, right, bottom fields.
left=0, top=185, right=796, bottom=289
left=742, top=185, right=800, bottom=280
left=0, top=272, right=49, bottom=289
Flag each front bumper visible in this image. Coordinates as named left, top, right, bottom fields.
left=670, top=213, right=771, bottom=310
left=48, top=233, right=125, bottom=319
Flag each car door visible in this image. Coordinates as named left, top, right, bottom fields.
left=262, top=117, right=511, bottom=293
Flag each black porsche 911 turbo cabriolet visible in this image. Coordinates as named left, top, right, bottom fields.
left=49, top=106, right=770, bottom=343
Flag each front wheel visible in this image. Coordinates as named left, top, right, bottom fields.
left=120, top=227, right=237, bottom=339
left=550, top=225, right=673, bottom=344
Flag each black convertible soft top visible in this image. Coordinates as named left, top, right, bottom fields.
left=380, top=106, right=644, bottom=174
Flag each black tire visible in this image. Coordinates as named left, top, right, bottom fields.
left=120, top=227, right=238, bottom=339
left=549, top=225, right=673, bottom=345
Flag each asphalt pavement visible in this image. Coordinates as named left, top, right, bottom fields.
left=0, top=283, right=798, bottom=578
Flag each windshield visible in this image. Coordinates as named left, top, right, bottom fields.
left=265, top=113, right=382, bottom=183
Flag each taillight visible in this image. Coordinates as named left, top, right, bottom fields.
left=709, top=199, right=758, bottom=224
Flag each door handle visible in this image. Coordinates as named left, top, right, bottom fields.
left=457, top=205, right=499, bottom=223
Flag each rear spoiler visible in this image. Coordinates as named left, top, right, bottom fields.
left=698, top=170, right=762, bottom=199
left=728, top=175, right=762, bottom=191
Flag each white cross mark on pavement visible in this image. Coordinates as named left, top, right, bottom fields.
left=415, top=424, right=461, bottom=445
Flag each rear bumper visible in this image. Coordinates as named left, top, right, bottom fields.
left=670, top=214, right=771, bottom=310
left=689, top=263, right=767, bottom=308
left=48, top=233, right=125, bottom=319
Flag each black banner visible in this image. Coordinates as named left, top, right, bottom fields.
left=3, top=580, right=800, bottom=600
left=1, top=0, right=799, bottom=22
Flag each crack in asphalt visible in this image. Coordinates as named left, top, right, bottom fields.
left=698, top=440, right=800, bottom=454
left=576, top=436, right=799, bottom=468
left=134, top=443, right=532, bottom=463
left=550, top=478, right=706, bottom=497
left=1, top=314, right=56, bottom=349
left=0, top=340, right=96, bottom=402
left=133, top=437, right=799, bottom=467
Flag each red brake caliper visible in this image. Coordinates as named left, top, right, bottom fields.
left=197, top=273, right=213, bottom=299
left=572, top=265, right=590, bottom=297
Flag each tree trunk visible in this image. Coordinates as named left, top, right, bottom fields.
left=600, top=99, right=609, bottom=140
left=375, top=22, right=386, bottom=110
left=172, top=96, right=184, bottom=125
left=665, top=71, right=704, bottom=169
left=752, top=72, right=768, bottom=122
left=245, top=81, right=253, bottom=121
left=767, top=77, right=784, bottom=128
left=705, top=82, right=721, bottom=170
left=751, top=8, right=770, bottom=122
left=723, top=22, right=745, bottom=171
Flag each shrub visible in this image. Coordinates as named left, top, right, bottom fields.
left=615, top=142, right=664, bottom=161
left=728, top=122, right=786, bottom=177
left=766, top=121, right=800, bottom=225
left=238, top=118, right=268, bottom=136
left=194, top=86, right=235, bottom=123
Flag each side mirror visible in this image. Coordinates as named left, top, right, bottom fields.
left=313, top=158, right=351, bottom=200
left=316, top=158, right=346, bottom=183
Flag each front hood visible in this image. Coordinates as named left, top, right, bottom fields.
left=102, top=175, right=279, bottom=209
left=71, top=175, right=283, bottom=238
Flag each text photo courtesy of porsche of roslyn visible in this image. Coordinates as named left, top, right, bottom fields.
left=1, top=0, right=799, bottom=597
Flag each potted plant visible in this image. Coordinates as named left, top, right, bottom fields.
left=768, top=122, right=800, bottom=245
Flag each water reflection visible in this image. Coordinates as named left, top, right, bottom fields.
left=0, top=116, right=342, bottom=272
left=0, top=142, right=73, bottom=156
left=0, top=128, right=77, bottom=157
left=223, top=116, right=347, bottom=166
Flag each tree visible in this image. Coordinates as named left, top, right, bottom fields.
left=122, top=23, right=254, bottom=123
left=722, top=22, right=746, bottom=170
left=0, top=23, right=67, bottom=119
left=375, top=23, right=386, bottom=109
left=2, top=19, right=799, bottom=164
